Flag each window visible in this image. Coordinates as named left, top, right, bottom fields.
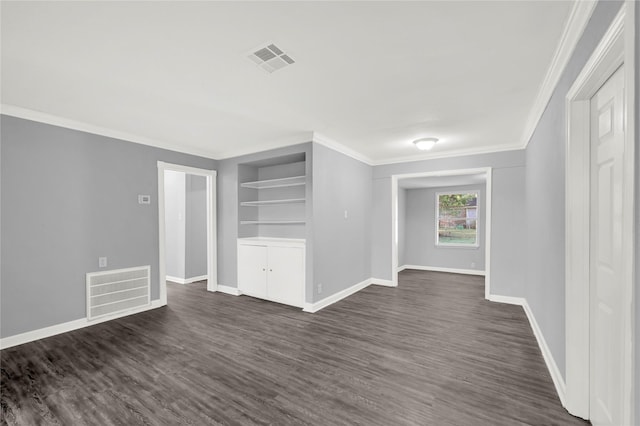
left=436, top=192, right=479, bottom=247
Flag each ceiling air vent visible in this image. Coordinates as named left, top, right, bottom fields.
left=248, top=43, right=295, bottom=74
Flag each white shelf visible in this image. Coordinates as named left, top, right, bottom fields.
left=240, top=220, right=306, bottom=225
left=240, top=198, right=305, bottom=207
left=240, top=175, right=306, bottom=189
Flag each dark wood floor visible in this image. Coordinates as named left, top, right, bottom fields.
left=1, top=270, right=587, bottom=425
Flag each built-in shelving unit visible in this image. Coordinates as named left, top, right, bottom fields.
left=238, top=152, right=308, bottom=239
left=240, top=220, right=306, bottom=225
left=240, top=198, right=305, bottom=207
left=240, top=175, right=306, bottom=189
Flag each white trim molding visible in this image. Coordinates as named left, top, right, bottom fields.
left=520, top=0, right=598, bottom=149
left=400, top=265, right=485, bottom=276
left=0, top=299, right=166, bottom=351
left=0, top=104, right=220, bottom=160
left=522, top=299, right=567, bottom=407
left=487, top=295, right=525, bottom=306
left=311, top=132, right=374, bottom=165
left=370, top=278, right=396, bottom=287
left=303, top=278, right=372, bottom=313
left=391, top=167, right=492, bottom=299
left=166, top=275, right=208, bottom=285
left=565, top=4, right=635, bottom=423
left=486, top=294, right=567, bottom=406
left=157, top=161, right=218, bottom=303
left=217, top=285, right=242, bottom=296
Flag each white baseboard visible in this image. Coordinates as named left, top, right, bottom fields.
left=0, top=299, right=166, bottom=351
left=166, top=275, right=208, bottom=285
left=401, top=265, right=485, bottom=276
left=487, top=294, right=526, bottom=306
left=486, top=294, right=566, bottom=407
left=521, top=299, right=567, bottom=407
left=217, top=285, right=241, bottom=296
left=371, top=278, right=396, bottom=287
left=303, top=278, right=371, bottom=313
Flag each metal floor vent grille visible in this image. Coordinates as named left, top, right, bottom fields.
left=248, top=43, right=295, bottom=74
left=86, top=266, right=150, bottom=320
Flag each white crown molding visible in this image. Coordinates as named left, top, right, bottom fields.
left=311, top=132, right=374, bottom=165
left=214, top=132, right=314, bottom=160
left=370, top=143, right=524, bottom=166
left=1, top=104, right=534, bottom=167
left=519, top=0, right=598, bottom=149
left=1, top=104, right=220, bottom=160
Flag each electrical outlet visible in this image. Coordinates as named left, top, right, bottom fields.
left=344, top=210, right=348, bottom=219
left=317, top=283, right=322, bottom=294
left=99, top=257, right=108, bottom=268
left=471, top=262, right=476, bottom=268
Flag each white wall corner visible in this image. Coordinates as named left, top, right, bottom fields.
left=519, top=0, right=598, bottom=149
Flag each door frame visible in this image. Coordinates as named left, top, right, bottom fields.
left=391, top=167, right=492, bottom=298
left=157, top=161, right=218, bottom=304
left=565, top=3, right=635, bottom=422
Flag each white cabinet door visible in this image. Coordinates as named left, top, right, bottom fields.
left=237, top=244, right=267, bottom=298
left=267, top=246, right=304, bottom=307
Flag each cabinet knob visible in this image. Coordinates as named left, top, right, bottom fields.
left=262, top=268, right=266, bottom=271
left=269, top=269, right=273, bottom=272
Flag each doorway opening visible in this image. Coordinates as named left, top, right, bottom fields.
left=391, top=167, right=492, bottom=298
left=157, top=162, right=217, bottom=304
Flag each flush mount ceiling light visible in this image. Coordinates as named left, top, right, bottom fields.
left=413, top=137, right=439, bottom=150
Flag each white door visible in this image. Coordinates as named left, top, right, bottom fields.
left=267, top=246, right=304, bottom=307
left=589, top=64, right=625, bottom=426
left=237, top=244, right=268, bottom=298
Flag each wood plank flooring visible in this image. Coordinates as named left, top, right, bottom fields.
left=1, top=270, right=587, bottom=425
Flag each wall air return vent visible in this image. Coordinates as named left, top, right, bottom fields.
left=86, top=266, right=150, bottom=320
left=248, top=43, right=295, bottom=74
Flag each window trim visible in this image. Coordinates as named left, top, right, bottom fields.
left=435, top=190, right=480, bottom=248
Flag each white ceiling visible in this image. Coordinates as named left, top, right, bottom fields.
left=399, top=173, right=486, bottom=189
left=1, top=1, right=575, bottom=163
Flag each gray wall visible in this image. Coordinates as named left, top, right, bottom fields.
left=216, top=143, right=313, bottom=293
left=398, top=188, right=406, bottom=266
left=490, top=166, right=526, bottom=297
left=0, top=115, right=217, bottom=338
left=402, top=185, right=485, bottom=272
left=371, top=150, right=527, bottom=295
left=636, top=2, right=640, bottom=421
left=523, top=0, right=623, bottom=379
left=185, top=174, right=207, bottom=278
left=312, top=143, right=372, bottom=301
left=164, top=170, right=186, bottom=278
